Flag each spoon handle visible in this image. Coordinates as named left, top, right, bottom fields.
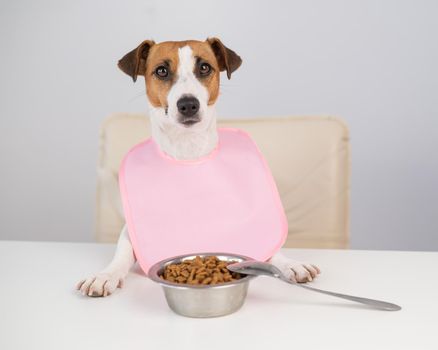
left=281, top=278, right=401, bottom=311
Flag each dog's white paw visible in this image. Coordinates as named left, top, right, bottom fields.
left=277, top=260, right=321, bottom=283
left=76, top=272, right=124, bottom=297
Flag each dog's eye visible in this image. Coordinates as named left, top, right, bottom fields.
left=199, top=63, right=211, bottom=76
left=155, top=66, right=169, bottom=78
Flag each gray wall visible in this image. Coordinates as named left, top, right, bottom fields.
left=1, top=0, right=437, bottom=250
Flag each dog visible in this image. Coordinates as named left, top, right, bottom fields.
left=77, top=38, right=320, bottom=297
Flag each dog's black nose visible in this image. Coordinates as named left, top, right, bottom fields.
left=177, top=96, right=200, bottom=117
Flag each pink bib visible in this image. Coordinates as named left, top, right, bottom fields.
left=119, top=128, right=287, bottom=274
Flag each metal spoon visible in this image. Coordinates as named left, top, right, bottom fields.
left=227, top=261, right=401, bottom=311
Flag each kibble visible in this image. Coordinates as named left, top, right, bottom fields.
left=160, top=255, right=243, bottom=285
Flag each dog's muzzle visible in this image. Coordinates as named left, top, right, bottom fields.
left=177, top=95, right=201, bottom=126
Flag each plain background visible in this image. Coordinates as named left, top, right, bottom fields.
left=0, top=0, right=437, bottom=250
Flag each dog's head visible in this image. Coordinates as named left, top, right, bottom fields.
left=118, top=38, right=241, bottom=128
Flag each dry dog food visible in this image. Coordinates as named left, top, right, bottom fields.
left=160, top=255, right=243, bottom=285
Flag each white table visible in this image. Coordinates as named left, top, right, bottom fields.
left=0, top=241, right=436, bottom=350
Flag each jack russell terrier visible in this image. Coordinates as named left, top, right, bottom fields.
left=77, top=38, right=320, bottom=297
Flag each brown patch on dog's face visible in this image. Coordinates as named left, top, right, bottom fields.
left=188, top=41, right=221, bottom=105
left=143, top=42, right=180, bottom=109
left=118, top=39, right=242, bottom=109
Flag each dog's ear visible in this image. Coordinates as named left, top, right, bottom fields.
left=207, top=37, right=242, bottom=79
left=118, top=40, right=155, bottom=82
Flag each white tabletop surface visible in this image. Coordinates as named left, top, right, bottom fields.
left=0, top=241, right=436, bottom=350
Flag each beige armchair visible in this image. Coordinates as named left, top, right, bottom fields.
left=95, top=114, right=350, bottom=249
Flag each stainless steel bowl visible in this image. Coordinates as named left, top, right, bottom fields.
left=148, top=252, right=256, bottom=318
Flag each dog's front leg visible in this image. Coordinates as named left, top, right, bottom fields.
left=76, top=225, right=135, bottom=297
left=269, top=251, right=320, bottom=283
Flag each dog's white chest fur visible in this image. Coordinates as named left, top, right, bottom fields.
left=149, top=104, right=218, bottom=160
